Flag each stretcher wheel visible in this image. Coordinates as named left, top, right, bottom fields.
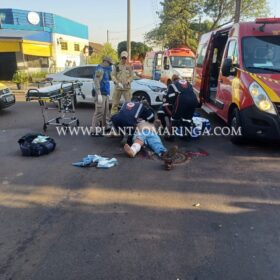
left=62, top=124, right=69, bottom=134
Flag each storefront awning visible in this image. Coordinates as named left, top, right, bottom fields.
left=0, top=29, right=52, bottom=56
left=0, top=41, right=20, bottom=52
left=22, top=41, right=52, bottom=57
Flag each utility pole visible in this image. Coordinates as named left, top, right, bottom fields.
left=107, top=30, right=109, bottom=43
left=234, top=0, right=242, bottom=23
left=127, top=0, right=131, bottom=61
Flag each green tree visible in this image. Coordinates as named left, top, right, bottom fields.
left=145, top=0, right=269, bottom=50
left=204, top=0, right=269, bottom=29
left=146, top=0, right=203, bottom=50
left=89, top=43, right=118, bottom=64
left=117, top=41, right=152, bottom=61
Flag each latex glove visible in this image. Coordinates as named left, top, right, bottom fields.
left=118, top=82, right=124, bottom=89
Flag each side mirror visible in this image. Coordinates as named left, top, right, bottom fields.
left=164, top=64, right=170, bottom=70
left=222, top=58, right=236, bottom=77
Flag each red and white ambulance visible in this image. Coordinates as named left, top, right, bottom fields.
left=143, top=48, right=195, bottom=85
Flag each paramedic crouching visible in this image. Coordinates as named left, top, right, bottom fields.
left=169, top=79, right=199, bottom=136
left=111, top=98, right=155, bottom=143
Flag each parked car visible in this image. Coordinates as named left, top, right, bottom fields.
left=0, top=83, right=15, bottom=109
left=46, top=65, right=166, bottom=106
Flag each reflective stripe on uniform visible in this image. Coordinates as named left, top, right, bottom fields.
left=147, top=113, right=154, bottom=120
left=168, top=93, right=176, bottom=98
left=170, top=84, right=180, bottom=93
left=157, top=110, right=165, bottom=114
left=134, top=103, right=143, bottom=118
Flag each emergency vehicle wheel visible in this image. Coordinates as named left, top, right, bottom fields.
left=230, top=107, right=245, bottom=145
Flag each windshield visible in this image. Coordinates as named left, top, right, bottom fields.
left=170, top=56, right=195, bottom=68
left=242, top=36, right=280, bottom=74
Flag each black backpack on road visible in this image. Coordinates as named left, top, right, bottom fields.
left=18, top=133, right=56, bottom=157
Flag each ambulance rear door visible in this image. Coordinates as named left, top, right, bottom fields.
left=193, top=32, right=215, bottom=102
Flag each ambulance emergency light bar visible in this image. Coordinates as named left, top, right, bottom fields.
left=167, top=48, right=195, bottom=57
left=169, top=48, right=191, bottom=53
left=255, top=18, right=280, bottom=32
left=256, top=18, right=280, bottom=24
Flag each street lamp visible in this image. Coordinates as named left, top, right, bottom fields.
left=56, top=37, right=64, bottom=45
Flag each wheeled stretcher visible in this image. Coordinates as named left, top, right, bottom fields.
left=26, top=81, right=85, bottom=132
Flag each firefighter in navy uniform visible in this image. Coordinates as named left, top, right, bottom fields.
left=157, top=74, right=180, bottom=130
left=170, top=79, right=199, bottom=136
left=111, top=99, right=155, bottom=144
left=111, top=100, right=155, bottom=130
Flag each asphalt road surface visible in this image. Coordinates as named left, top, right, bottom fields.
left=1, top=102, right=280, bottom=280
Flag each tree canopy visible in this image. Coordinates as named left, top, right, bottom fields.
left=204, top=0, right=269, bottom=29
left=89, top=43, right=118, bottom=64
left=117, top=41, right=152, bottom=61
left=145, top=0, right=269, bottom=50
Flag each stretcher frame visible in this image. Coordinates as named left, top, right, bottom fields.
left=26, top=81, right=84, bottom=132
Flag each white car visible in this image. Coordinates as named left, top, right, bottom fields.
left=0, top=83, right=15, bottom=109
left=46, top=65, right=166, bottom=106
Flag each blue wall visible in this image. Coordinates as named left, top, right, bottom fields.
left=0, top=29, right=52, bottom=42
left=0, top=9, right=88, bottom=39
left=25, top=31, right=52, bottom=42
left=53, top=15, right=88, bottom=39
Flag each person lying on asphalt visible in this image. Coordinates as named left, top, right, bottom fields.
left=124, top=120, right=178, bottom=169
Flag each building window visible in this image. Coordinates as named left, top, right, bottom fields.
left=25, top=55, right=49, bottom=68
left=60, top=42, right=68, bottom=50
left=196, top=43, right=207, bottom=67
left=74, top=44, right=80, bottom=52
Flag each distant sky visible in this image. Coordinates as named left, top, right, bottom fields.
left=0, top=0, right=279, bottom=47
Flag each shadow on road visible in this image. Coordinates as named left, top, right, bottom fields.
left=1, top=103, right=280, bottom=280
